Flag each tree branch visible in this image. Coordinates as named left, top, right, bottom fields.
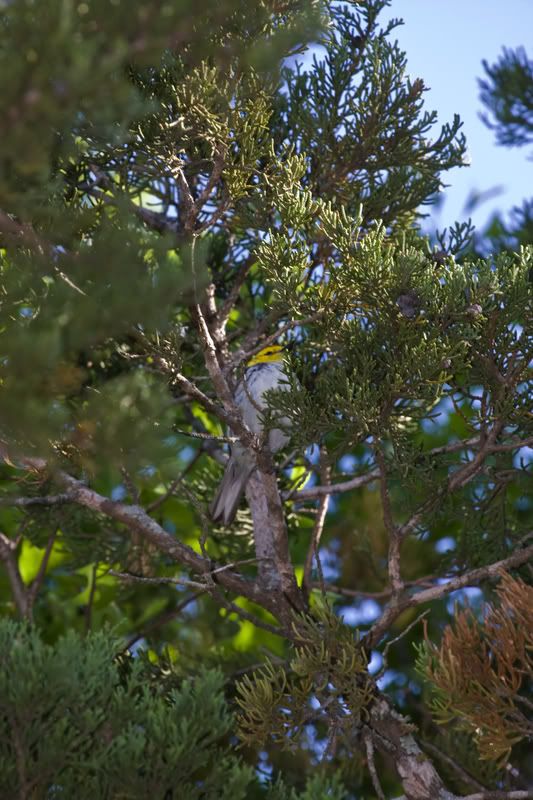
left=293, top=433, right=533, bottom=501
left=403, top=539, right=533, bottom=609
left=363, top=728, right=386, bottom=800
left=217, top=256, right=256, bottom=329
left=376, top=445, right=403, bottom=594
left=461, top=793, right=533, bottom=800
left=302, top=448, right=330, bottom=597
left=191, top=285, right=302, bottom=616
left=27, top=531, right=57, bottom=610
left=369, top=693, right=455, bottom=800
left=366, top=538, right=533, bottom=647
left=83, top=178, right=178, bottom=236
left=0, top=493, right=74, bottom=508
left=420, top=740, right=486, bottom=793
left=12, top=456, right=279, bottom=617
left=293, top=466, right=380, bottom=500
left=0, top=532, right=29, bottom=618
left=232, top=312, right=325, bottom=368
left=124, top=590, right=205, bottom=652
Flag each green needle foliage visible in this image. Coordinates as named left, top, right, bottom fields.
left=0, top=619, right=340, bottom=799
left=236, top=605, right=373, bottom=751
left=0, top=621, right=252, bottom=799
left=474, top=46, right=533, bottom=253
left=479, top=47, right=533, bottom=148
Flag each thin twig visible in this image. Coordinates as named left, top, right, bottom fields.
left=211, top=557, right=264, bottom=576
left=376, top=610, right=430, bottom=680
left=461, top=792, right=533, bottom=800
left=366, top=538, right=533, bottom=647
left=231, top=312, right=325, bottom=368
left=376, top=445, right=403, bottom=593
left=311, top=582, right=395, bottom=600
left=120, top=468, right=140, bottom=505
left=108, top=569, right=207, bottom=590
left=405, top=540, right=533, bottom=608
left=146, top=449, right=203, bottom=513
left=219, top=597, right=285, bottom=638
left=27, top=531, right=57, bottom=610
left=124, top=590, right=205, bottom=652
left=293, top=433, right=533, bottom=501
left=311, top=575, right=437, bottom=600
left=0, top=493, right=74, bottom=507
left=0, top=532, right=28, bottom=618
left=173, top=428, right=238, bottom=443
left=363, top=728, right=386, bottom=800
left=85, top=563, right=98, bottom=634
left=85, top=168, right=178, bottom=236
left=217, top=256, right=256, bottom=326
left=194, top=143, right=226, bottom=211
left=303, top=447, right=330, bottom=597
left=292, top=466, right=380, bottom=500
left=420, top=741, right=486, bottom=793
left=174, top=369, right=253, bottom=446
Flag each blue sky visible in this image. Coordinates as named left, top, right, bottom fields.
left=386, top=0, right=533, bottom=233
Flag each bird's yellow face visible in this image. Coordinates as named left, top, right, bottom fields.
left=246, top=345, right=284, bottom=367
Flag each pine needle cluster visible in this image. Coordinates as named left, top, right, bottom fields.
left=236, top=604, right=373, bottom=751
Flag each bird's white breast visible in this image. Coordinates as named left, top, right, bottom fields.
left=234, top=362, right=290, bottom=450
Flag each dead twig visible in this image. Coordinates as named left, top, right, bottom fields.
left=303, top=447, right=330, bottom=598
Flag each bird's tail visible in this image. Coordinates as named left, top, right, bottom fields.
left=210, top=458, right=254, bottom=526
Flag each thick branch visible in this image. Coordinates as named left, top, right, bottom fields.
left=246, top=470, right=303, bottom=616
left=369, top=694, right=455, bottom=800
left=191, top=290, right=302, bottom=616
left=13, top=457, right=278, bottom=617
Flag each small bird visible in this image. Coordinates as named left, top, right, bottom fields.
left=210, top=344, right=291, bottom=525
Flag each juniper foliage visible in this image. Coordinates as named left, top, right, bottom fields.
left=0, top=619, right=342, bottom=799
left=474, top=46, right=533, bottom=254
